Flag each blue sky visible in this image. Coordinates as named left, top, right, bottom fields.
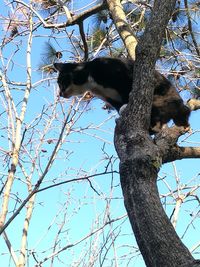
left=0, top=1, right=200, bottom=266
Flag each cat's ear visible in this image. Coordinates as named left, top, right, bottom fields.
left=53, top=63, right=64, bottom=72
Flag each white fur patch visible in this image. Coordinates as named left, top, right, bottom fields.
left=87, top=76, right=122, bottom=102
left=62, top=75, right=122, bottom=103
left=119, top=104, right=127, bottom=115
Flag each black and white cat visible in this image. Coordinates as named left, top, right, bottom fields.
left=54, top=57, right=190, bottom=134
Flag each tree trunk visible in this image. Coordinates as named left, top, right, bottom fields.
left=118, top=146, right=196, bottom=266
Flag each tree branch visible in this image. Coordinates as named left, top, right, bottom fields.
left=184, top=0, right=200, bottom=57
left=55, top=0, right=73, bottom=23
left=14, top=0, right=107, bottom=29
left=187, top=98, right=200, bottom=111
left=153, top=125, right=200, bottom=163
left=106, top=0, right=137, bottom=59
left=0, top=101, right=75, bottom=235
left=2, top=232, right=19, bottom=266
left=163, top=146, right=200, bottom=163
left=78, top=21, right=89, bottom=61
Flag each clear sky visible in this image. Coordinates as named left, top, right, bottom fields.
left=0, top=1, right=199, bottom=266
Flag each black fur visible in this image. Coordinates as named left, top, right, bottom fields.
left=54, top=57, right=190, bottom=133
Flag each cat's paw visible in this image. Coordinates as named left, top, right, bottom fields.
left=119, top=104, right=127, bottom=115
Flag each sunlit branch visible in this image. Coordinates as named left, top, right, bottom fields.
left=106, top=0, right=137, bottom=59
left=184, top=0, right=200, bottom=57
left=37, top=214, right=127, bottom=265
left=13, top=0, right=107, bottom=28
left=0, top=100, right=75, bottom=235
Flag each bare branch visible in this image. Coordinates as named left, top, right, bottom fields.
left=163, top=146, right=200, bottom=164
left=36, top=171, right=118, bottom=194
left=2, top=232, right=19, bottom=266
left=18, top=10, right=34, bottom=266
left=78, top=21, right=89, bottom=61
left=0, top=100, right=75, bottom=235
left=55, top=0, right=72, bottom=22
left=0, top=5, right=33, bottom=229
left=184, top=0, right=200, bottom=57
left=187, top=98, right=200, bottom=111
left=106, top=0, right=137, bottom=59
left=37, top=214, right=127, bottom=266
left=13, top=0, right=108, bottom=28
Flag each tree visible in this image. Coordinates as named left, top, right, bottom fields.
left=0, top=0, right=199, bottom=266
left=110, top=0, right=200, bottom=266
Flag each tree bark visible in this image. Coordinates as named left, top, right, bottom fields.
left=114, top=0, right=200, bottom=266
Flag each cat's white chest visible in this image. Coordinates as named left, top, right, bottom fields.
left=87, top=76, right=123, bottom=103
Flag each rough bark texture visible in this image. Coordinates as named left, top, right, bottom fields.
left=113, top=0, right=200, bottom=266
left=119, top=160, right=196, bottom=267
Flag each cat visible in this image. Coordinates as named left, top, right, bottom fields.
left=54, top=57, right=190, bottom=134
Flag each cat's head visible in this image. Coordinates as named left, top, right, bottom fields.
left=54, top=62, right=89, bottom=98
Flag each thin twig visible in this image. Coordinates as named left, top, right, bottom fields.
left=79, top=21, right=89, bottom=61
left=0, top=101, right=74, bottom=235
